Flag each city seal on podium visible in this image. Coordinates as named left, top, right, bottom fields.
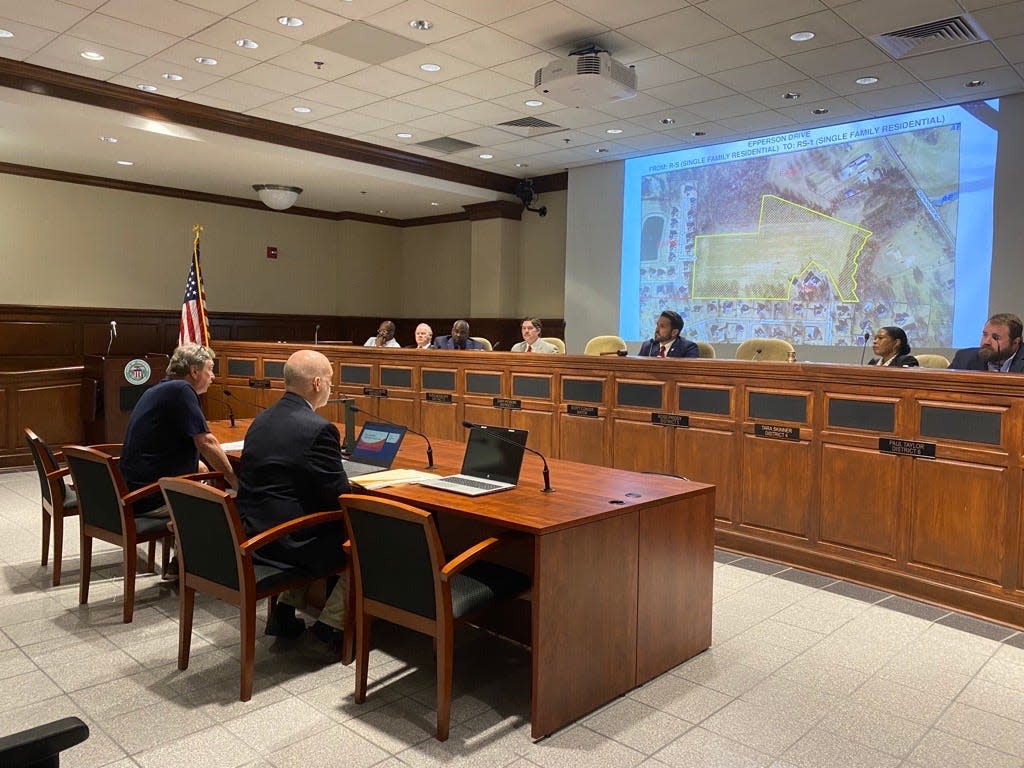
left=123, top=359, right=152, bottom=385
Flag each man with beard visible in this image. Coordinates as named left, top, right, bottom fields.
left=949, top=313, right=1024, bottom=372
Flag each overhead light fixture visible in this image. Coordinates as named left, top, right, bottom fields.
left=396, top=132, right=413, bottom=138
left=162, top=72, right=183, bottom=81
left=515, top=162, right=528, bottom=168
left=606, top=128, right=623, bottom=134
left=116, top=160, right=134, bottom=166
left=278, top=16, right=303, bottom=27
left=692, top=130, right=706, bottom=137
left=855, top=76, right=878, bottom=85
left=790, top=31, right=815, bottom=42
left=377, top=209, right=388, bottom=214
left=430, top=202, right=440, bottom=206
left=235, top=38, right=259, bottom=49
left=659, top=117, right=675, bottom=125
left=292, top=106, right=312, bottom=113
left=479, top=153, right=493, bottom=159
left=812, top=107, right=830, bottom=115
left=253, top=184, right=302, bottom=210
left=410, top=19, right=433, bottom=31
left=0, top=29, right=13, bottom=38
left=81, top=51, right=104, bottom=60
left=783, top=91, right=800, bottom=100
left=420, top=63, right=441, bottom=72
left=524, top=99, right=543, bottom=107
left=595, top=147, right=608, bottom=153
left=137, top=84, right=157, bottom=92
left=195, top=56, right=217, bottom=66
left=965, top=79, right=985, bottom=88
left=99, top=136, right=118, bottom=143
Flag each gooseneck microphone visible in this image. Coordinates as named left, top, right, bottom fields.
left=461, top=419, right=554, bottom=493
left=314, top=324, right=320, bottom=345
left=206, top=395, right=235, bottom=427
left=347, top=405, right=434, bottom=468
left=752, top=347, right=763, bottom=361
left=106, top=320, right=117, bottom=356
left=859, top=331, right=871, bottom=365
left=223, top=388, right=267, bottom=413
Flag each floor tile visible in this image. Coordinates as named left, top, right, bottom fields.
left=266, top=723, right=390, bottom=767
left=936, top=612, right=1018, bottom=642
left=876, top=595, right=948, bottom=621
left=822, top=582, right=889, bottom=604
left=815, top=699, right=928, bottom=758
left=781, top=727, right=900, bottom=768
left=653, top=726, right=773, bottom=767
left=134, top=725, right=259, bottom=768
left=629, top=675, right=732, bottom=724
left=583, top=698, right=692, bottom=755
left=935, top=701, right=1024, bottom=758
left=907, top=728, right=1021, bottom=768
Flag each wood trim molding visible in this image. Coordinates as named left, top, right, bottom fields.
left=463, top=200, right=525, bottom=221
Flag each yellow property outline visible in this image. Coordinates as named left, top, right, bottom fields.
left=691, top=195, right=872, bottom=302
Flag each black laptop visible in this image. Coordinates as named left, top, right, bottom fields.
left=419, top=424, right=528, bottom=496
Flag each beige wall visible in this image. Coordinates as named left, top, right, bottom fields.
left=396, top=220, right=472, bottom=316
left=518, top=190, right=567, bottom=318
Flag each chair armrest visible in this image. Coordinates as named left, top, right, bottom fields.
left=178, top=471, right=226, bottom=489
left=45, top=466, right=70, bottom=481
left=0, top=716, right=89, bottom=764
left=87, top=443, right=123, bottom=455
left=121, top=482, right=163, bottom=508
left=440, top=537, right=502, bottom=581
left=240, top=510, right=347, bottom=553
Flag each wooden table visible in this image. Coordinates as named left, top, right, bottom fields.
left=211, top=419, right=715, bottom=739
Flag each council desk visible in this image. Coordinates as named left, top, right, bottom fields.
left=210, top=418, right=715, bottom=739
left=210, top=342, right=1024, bottom=631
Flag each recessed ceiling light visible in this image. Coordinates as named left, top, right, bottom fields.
left=515, top=162, right=528, bottom=168
left=195, top=56, right=217, bottom=66
left=595, top=147, right=609, bottom=153
left=606, top=128, right=624, bottom=134
left=396, top=132, right=413, bottom=138
left=812, top=107, right=830, bottom=115
left=855, top=76, right=878, bottom=85
left=965, top=79, right=985, bottom=88
left=479, top=153, right=493, bottom=159
left=292, top=106, right=312, bottom=113
left=162, top=72, right=183, bottom=81
left=659, top=117, right=675, bottom=125
left=790, top=31, right=815, bottom=42
left=116, top=160, right=134, bottom=166
left=0, top=29, right=13, bottom=38
left=235, top=38, right=259, bottom=49
left=524, top=99, right=543, bottom=107
left=99, top=136, right=118, bottom=143
left=430, top=201, right=440, bottom=206
left=81, top=51, right=104, bottom=61
left=692, top=130, right=706, bottom=137
left=377, top=209, right=387, bottom=214
left=410, top=19, right=433, bottom=31
left=278, top=16, right=303, bottom=27
left=783, top=91, right=800, bottom=100
left=137, top=84, right=157, bottom=92
left=419, top=63, right=441, bottom=72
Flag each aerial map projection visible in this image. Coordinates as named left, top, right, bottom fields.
left=620, top=102, right=999, bottom=347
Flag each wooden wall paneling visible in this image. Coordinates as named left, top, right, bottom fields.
left=613, top=419, right=671, bottom=472
left=510, top=407, right=555, bottom=456
left=378, top=395, right=416, bottom=432
left=0, top=386, right=7, bottom=451
left=672, top=425, right=736, bottom=522
left=421, top=401, right=462, bottom=441
left=739, top=431, right=813, bottom=537
left=818, top=444, right=900, bottom=558
left=558, top=411, right=609, bottom=466
left=0, top=321, right=79, bottom=357
left=0, top=368, right=84, bottom=467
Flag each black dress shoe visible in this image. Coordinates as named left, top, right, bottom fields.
left=266, top=604, right=306, bottom=637
left=311, top=620, right=343, bottom=649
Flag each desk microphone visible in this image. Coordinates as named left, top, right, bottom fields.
left=752, top=347, right=763, bottom=361
left=461, top=419, right=553, bottom=493
left=106, top=320, right=117, bottom=356
left=314, top=324, right=320, bottom=345
left=859, top=331, right=871, bottom=365
left=491, top=341, right=501, bottom=351
left=348, top=405, right=434, bottom=468
left=206, top=395, right=235, bottom=427
left=223, top=389, right=266, bottom=414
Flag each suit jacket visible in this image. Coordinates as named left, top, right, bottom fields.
left=235, top=391, right=350, bottom=571
left=868, top=354, right=919, bottom=367
left=433, top=335, right=484, bottom=350
left=639, top=336, right=700, bottom=358
left=512, top=338, right=558, bottom=353
left=949, top=345, right=1024, bottom=372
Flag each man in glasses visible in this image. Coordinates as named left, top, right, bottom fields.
left=949, top=313, right=1024, bottom=372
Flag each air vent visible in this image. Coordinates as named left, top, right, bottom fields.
left=415, top=136, right=478, bottom=153
left=496, top=116, right=565, bottom=138
left=872, top=14, right=989, bottom=58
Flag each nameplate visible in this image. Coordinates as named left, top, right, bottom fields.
left=652, top=412, right=688, bottom=427
left=363, top=387, right=388, bottom=398
left=567, top=404, right=599, bottom=418
left=755, top=423, right=800, bottom=441
left=493, top=397, right=522, bottom=410
left=248, top=378, right=270, bottom=389
left=425, top=392, right=452, bottom=404
left=879, top=437, right=936, bottom=458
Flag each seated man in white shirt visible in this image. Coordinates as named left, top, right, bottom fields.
left=363, top=320, right=400, bottom=348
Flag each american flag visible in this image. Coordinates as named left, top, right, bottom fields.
left=178, top=227, right=210, bottom=346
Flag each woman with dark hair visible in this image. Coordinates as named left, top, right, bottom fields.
left=868, top=326, right=919, bottom=367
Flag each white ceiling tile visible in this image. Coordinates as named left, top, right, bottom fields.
left=743, top=10, right=861, bottom=57
left=532, top=127, right=597, bottom=147
left=491, top=51, right=555, bottom=84
left=816, top=62, right=920, bottom=95
left=24, top=50, right=124, bottom=79
left=405, top=112, right=481, bottom=134
left=489, top=137, right=554, bottom=154
left=98, top=0, right=221, bottom=38
left=157, top=39, right=260, bottom=77
left=247, top=96, right=342, bottom=124
left=697, top=0, right=828, bottom=33
left=592, top=93, right=676, bottom=118
left=0, top=0, right=88, bottom=32
left=426, top=0, right=547, bottom=24
left=0, top=17, right=58, bottom=53
left=846, top=82, right=938, bottom=110
left=0, top=44, right=42, bottom=61
left=118, top=58, right=224, bottom=91
left=63, top=0, right=104, bottom=9
left=577, top=120, right=649, bottom=139
left=973, top=2, right=1024, bottom=38
left=648, top=76, right=736, bottom=106
left=666, top=35, right=773, bottom=75
left=716, top=111, right=798, bottom=133
left=433, top=26, right=540, bottom=67
left=192, top=79, right=286, bottom=108
left=106, top=74, right=189, bottom=98
left=619, top=7, right=732, bottom=54
left=958, top=0, right=1021, bottom=9
left=291, top=80, right=379, bottom=109
left=445, top=100, right=523, bottom=125
left=383, top=48, right=478, bottom=82
left=712, top=59, right=806, bottom=91
left=190, top=19, right=301, bottom=61
left=783, top=38, right=890, bottom=77
left=395, top=84, right=479, bottom=110
left=443, top=69, right=527, bottom=99
left=338, top=65, right=426, bottom=97
left=631, top=56, right=700, bottom=89
left=900, top=42, right=1007, bottom=80
left=178, top=92, right=248, bottom=112
left=558, top=0, right=694, bottom=28
left=354, top=99, right=435, bottom=122
left=268, top=44, right=368, bottom=79
left=229, top=0, right=350, bottom=42
left=233, top=61, right=325, bottom=93
left=307, top=111, right=393, bottom=134
left=688, top=93, right=769, bottom=119
left=363, top=0, right=480, bottom=43
left=492, top=3, right=608, bottom=51
left=179, top=0, right=253, bottom=14
left=629, top=108, right=705, bottom=130
left=539, top=105, right=613, bottom=128
left=451, top=125, right=522, bottom=146
left=996, top=33, right=1024, bottom=63
left=747, top=78, right=837, bottom=107
left=775, top=96, right=861, bottom=122
left=924, top=66, right=1024, bottom=99
left=832, top=0, right=964, bottom=37
left=618, top=132, right=684, bottom=151
left=546, top=31, right=656, bottom=64
left=29, top=34, right=144, bottom=73
left=663, top=122, right=734, bottom=143
left=299, top=0, right=404, bottom=20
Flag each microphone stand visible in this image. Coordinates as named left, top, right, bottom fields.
left=206, top=396, right=235, bottom=427
left=345, top=404, right=434, bottom=468
left=462, top=420, right=553, bottom=493
left=752, top=347, right=763, bottom=361
left=223, top=389, right=266, bottom=414
left=859, top=331, right=871, bottom=365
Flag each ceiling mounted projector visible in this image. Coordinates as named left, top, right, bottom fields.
left=534, top=49, right=637, bottom=108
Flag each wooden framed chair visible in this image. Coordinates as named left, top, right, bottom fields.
left=541, top=337, right=566, bottom=353
left=24, top=429, right=79, bottom=586
left=470, top=336, right=493, bottom=351
left=584, top=335, right=627, bottom=356
left=63, top=446, right=174, bottom=623
left=159, top=478, right=354, bottom=702
left=338, top=493, right=530, bottom=741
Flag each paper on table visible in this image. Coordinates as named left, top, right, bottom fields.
left=350, top=468, right=441, bottom=490
left=220, top=440, right=245, bottom=451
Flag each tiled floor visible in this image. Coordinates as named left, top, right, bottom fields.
left=2, top=467, right=1024, bottom=768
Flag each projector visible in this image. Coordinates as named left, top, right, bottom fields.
left=534, top=51, right=637, bottom=108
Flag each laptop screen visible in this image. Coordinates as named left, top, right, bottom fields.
left=460, top=425, right=528, bottom=484
left=351, top=422, right=407, bottom=468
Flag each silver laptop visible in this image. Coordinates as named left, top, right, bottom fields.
left=419, top=425, right=528, bottom=496
left=342, top=422, right=407, bottom=477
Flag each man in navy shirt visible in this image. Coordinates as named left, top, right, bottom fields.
left=432, top=320, right=484, bottom=350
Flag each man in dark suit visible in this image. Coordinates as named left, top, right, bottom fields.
left=432, top=319, right=484, bottom=350
left=235, top=349, right=350, bottom=643
left=949, top=313, right=1024, bottom=373
left=639, top=310, right=699, bottom=358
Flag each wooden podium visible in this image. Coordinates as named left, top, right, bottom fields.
left=81, top=353, right=168, bottom=444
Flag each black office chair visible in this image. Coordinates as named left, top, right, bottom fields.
left=24, top=429, right=79, bottom=586
left=160, top=477, right=354, bottom=701
left=0, top=716, right=89, bottom=767
left=339, top=493, right=530, bottom=741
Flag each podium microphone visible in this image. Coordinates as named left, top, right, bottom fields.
left=315, top=324, right=320, bottom=345
left=461, top=419, right=553, bottom=493
left=106, top=320, right=117, bottom=356
left=859, top=331, right=871, bottom=365
left=223, top=388, right=266, bottom=414
left=752, top=347, right=763, bottom=361
left=347, top=404, right=434, bottom=469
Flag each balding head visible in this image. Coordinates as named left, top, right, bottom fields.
left=284, top=349, right=333, bottom=408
